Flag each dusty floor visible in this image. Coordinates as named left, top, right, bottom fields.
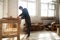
left=2, top=31, right=60, bottom=40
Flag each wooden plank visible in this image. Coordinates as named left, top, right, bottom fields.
left=17, top=23, right=20, bottom=40
left=0, top=21, right=2, bottom=40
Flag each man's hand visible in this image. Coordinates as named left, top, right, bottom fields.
left=17, top=16, right=21, bottom=19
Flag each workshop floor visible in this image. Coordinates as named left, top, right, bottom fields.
left=2, top=31, right=60, bottom=40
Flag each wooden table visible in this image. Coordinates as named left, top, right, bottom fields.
left=56, top=24, right=60, bottom=36
left=0, top=17, right=21, bottom=40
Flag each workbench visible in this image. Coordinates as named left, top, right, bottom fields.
left=0, top=17, right=21, bottom=40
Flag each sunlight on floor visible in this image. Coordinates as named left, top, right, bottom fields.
left=29, top=31, right=60, bottom=40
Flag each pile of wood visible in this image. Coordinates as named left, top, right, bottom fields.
left=23, top=23, right=44, bottom=31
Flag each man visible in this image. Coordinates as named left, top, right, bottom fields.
left=19, top=6, right=31, bottom=37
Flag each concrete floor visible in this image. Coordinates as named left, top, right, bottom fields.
left=2, top=31, right=60, bottom=40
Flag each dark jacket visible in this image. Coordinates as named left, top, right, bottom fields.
left=19, top=8, right=31, bottom=26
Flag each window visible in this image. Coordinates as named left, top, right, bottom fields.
left=41, top=0, right=56, bottom=17
left=18, top=0, right=36, bottom=16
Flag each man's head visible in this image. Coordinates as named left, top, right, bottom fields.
left=19, top=6, right=23, bottom=11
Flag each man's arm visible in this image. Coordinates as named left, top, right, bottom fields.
left=19, top=13, right=25, bottom=19
left=19, top=13, right=23, bottom=16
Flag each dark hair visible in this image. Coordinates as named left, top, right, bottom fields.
left=19, top=6, right=23, bottom=9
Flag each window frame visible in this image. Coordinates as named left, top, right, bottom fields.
left=40, top=0, right=56, bottom=17
left=18, top=0, right=36, bottom=16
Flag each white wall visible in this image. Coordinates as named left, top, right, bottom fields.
left=58, top=0, right=60, bottom=23
left=3, top=0, right=18, bottom=18
left=0, top=0, right=3, bottom=19
left=8, top=0, right=18, bottom=18
left=3, top=0, right=8, bottom=17
left=59, top=5, right=60, bottom=23
left=31, top=16, right=42, bottom=23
